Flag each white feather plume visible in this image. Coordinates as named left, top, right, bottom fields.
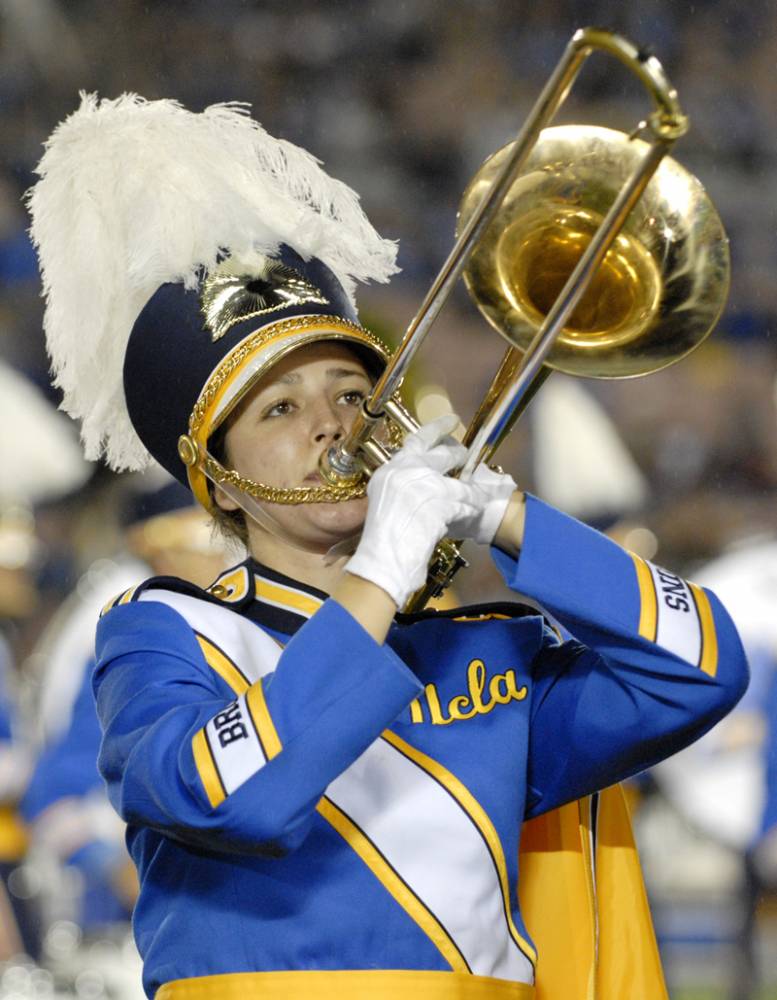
left=28, top=93, right=399, bottom=471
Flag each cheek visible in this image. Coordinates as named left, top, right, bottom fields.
left=228, top=426, right=301, bottom=487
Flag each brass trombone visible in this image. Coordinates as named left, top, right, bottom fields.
left=320, top=27, right=730, bottom=609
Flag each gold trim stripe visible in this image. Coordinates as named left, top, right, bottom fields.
left=254, top=576, right=323, bottom=618
left=100, top=594, right=120, bottom=618
left=245, top=680, right=282, bottom=759
left=156, top=969, right=535, bottom=1000
left=119, top=586, right=139, bottom=605
left=241, top=687, right=267, bottom=760
left=382, top=730, right=537, bottom=966
left=101, top=585, right=140, bottom=617
left=316, top=796, right=470, bottom=974
left=631, top=554, right=658, bottom=642
left=191, top=728, right=226, bottom=809
left=195, top=634, right=250, bottom=695
left=688, top=583, right=719, bottom=677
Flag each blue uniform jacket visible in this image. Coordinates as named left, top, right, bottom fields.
left=93, top=496, right=748, bottom=999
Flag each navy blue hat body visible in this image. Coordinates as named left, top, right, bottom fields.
left=123, top=247, right=367, bottom=488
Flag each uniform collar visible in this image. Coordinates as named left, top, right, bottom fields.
left=208, top=557, right=328, bottom=638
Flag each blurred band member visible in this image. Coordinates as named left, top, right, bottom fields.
left=22, top=477, right=235, bottom=933
left=0, top=361, right=90, bottom=958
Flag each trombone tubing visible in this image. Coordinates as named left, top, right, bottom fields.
left=326, top=27, right=689, bottom=479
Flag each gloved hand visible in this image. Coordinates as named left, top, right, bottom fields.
left=345, top=414, right=486, bottom=609
left=449, top=462, right=517, bottom=546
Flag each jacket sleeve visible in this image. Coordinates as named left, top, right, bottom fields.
left=491, top=495, right=750, bottom=819
left=94, top=598, right=421, bottom=855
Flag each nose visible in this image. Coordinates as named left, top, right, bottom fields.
left=312, top=401, right=344, bottom=444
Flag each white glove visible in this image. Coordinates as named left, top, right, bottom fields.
left=345, top=414, right=484, bottom=609
left=448, top=462, right=517, bottom=545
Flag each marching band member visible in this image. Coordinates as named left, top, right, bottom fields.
left=28, top=94, right=748, bottom=1000
left=21, top=476, right=234, bottom=937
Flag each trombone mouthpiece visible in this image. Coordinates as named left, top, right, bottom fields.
left=318, top=445, right=363, bottom=488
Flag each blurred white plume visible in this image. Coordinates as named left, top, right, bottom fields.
left=532, top=377, right=648, bottom=521
left=0, top=360, right=90, bottom=505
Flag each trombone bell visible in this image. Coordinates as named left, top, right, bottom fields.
left=459, top=125, right=730, bottom=379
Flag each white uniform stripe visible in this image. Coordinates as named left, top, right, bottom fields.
left=139, top=590, right=282, bottom=687
left=647, top=562, right=702, bottom=664
left=388, top=738, right=529, bottom=961
left=588, top=795, right=599, bottom=966
left=204, top=693, right=267, bottom=796
left=327, top=737, right=533, bottom=983
left=324, top=796, right=472, bottom=972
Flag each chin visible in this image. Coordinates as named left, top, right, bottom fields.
left=305, top=497, right=368, bottom=538
left=261, top=496, right=367, bottom=553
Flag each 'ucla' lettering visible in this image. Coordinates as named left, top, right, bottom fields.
left=409, top=659, right=527, bottom=726
left=213, top=702, right=248, bottom=747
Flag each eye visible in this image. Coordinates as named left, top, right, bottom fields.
left=262, top=399, right=296, bottom=419
left=337, top=388, right=366, bottom=407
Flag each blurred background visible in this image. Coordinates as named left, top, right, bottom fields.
left=1, top=1, right=777, bottom=997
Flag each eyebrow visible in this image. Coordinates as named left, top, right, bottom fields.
left=266, top=367, right=369, bottom=387
left=327, top=367, right=370, bottom=380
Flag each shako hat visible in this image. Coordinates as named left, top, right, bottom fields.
left=28, top=94, right=397, bottom=511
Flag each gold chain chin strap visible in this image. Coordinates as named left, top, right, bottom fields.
left=203, top=452, right=367, bottom=505
left=200, top=411, right=404, bottom=506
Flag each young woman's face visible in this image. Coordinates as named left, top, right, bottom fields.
left=215, top=341, right=374, bottom=553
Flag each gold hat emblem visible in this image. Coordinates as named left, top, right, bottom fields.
left=201, top=255, right=329, bottom=342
